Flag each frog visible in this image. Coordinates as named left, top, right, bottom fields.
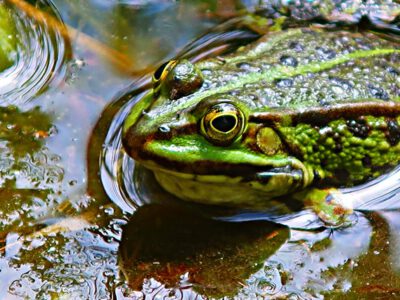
left=122, top=3, right=400, bottom=227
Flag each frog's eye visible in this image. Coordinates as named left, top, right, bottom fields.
left=153, top=59, right=204, bottom=100
left=153, top=60, right=177, bottom=82
left=201, top=103, right=245, bottom=146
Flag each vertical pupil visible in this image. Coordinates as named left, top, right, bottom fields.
left=211, top=115, right=237, bottom=132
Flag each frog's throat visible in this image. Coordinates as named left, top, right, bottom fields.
left=140, top=154, right=314, bottom=201
left=147, top=161, right=314, bottom=207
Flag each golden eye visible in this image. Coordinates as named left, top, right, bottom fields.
left=201, top=103, right=245, bottom=146
left=153, top=59, right=203, bottom=100
left=153, top=60, right=177, bottom=86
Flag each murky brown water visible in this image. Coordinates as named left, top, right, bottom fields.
left=0, top=0, right=400, bottom=299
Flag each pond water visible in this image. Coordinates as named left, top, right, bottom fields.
left=1, top=0, right=400, bottom=299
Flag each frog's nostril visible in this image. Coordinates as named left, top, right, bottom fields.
left=158, top=125, right=170, bottom=133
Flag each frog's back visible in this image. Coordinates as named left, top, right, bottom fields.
left=261, top=0, right=400, bottom=25
left=198, top=28, right=400, bottom=110
left=122, top=2, right=400, bottom=221
left=192, top=28, right=400, bottom=187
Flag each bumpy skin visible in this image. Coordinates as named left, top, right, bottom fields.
left=123, top=26, right=400, bottom=225
left=279, top=116, right=400, bottom=184
left=259, top=0, right=400, bottom=24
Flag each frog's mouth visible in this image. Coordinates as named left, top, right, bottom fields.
left=125, top=133, right=314, bottom=206
left=142, top=161, right=311, bottom=208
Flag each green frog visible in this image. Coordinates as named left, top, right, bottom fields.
left=122, top=4, right=400, bottom=226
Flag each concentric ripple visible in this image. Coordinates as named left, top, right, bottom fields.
left=100, top=79, right=152, bottom=214
left=0, top=0, right=70, bottom=104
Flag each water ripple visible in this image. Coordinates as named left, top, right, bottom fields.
left=0, top=0, right=70, bottom=104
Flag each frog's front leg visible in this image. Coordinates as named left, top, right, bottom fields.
left=293, top=188, right=354, bottom=227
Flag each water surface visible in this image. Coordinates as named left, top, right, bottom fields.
left=0, top=1, right=400, bottom=299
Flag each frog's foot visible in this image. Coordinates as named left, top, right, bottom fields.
left=295, top=188, right=354, bottom=227
left=318, top=190, right=354, bottom=227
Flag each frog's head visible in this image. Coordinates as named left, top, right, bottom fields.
left=122, top=60, right=313, bottom=205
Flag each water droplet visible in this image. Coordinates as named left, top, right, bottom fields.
left=104, top=206, right=114, bottom=216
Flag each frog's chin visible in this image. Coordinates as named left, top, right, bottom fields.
left=148, top=166, right=306, bottom=208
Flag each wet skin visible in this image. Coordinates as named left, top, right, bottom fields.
left=123, top=27, right=400, bottom=226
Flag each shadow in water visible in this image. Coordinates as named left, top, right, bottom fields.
left=119, top=204, right=289, bottom=298
left=118, top=207, right=400, bottom=298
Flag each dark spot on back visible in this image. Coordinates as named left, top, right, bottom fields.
left=394, top=85, right=400, bottom=97
left=306, top=72, right=315, bottom=78
left=236, top=62, right=258, bottom=72
left=386, top=118, right=400, bottom=146
left=390, top=53, right=400, bottom=63
left=355, top=38, right=372, bottom=50
left=230, top=90, right=240, bottom=96
left=335, top=35, right=350, bottom=47
left=321, top=159, right=328, bottom=167
left=236, top=62, right=250, bottom=69
left=347, top=118, right=370, bottom=139
left=362, top=155, right=372, bottom=167
left=334, top=142, right=343, bottom=153
left=288, top=41, right=304, bottom=52
left=387, top=66, right=399, bottom=76
left=317, top=91, right=332, bottom=106
left=316, top=47, right=336, bottom=60
left=368, top=84, right=390, bottom=101
left=318, top=99, right=330, bottom=106
left=329, top=76, right=353, bottom=90
left=247, top=93, right=259, bottom=102
left=275, top=78, right=294, bottom=88
left=371, top=164, right=395, bottom=177
left=280, top=55, right=298, bottom=67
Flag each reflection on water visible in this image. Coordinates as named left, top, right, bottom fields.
left=0, top=0, right=70, bottom=105
left=0, top=107, right=63, bottom=234
left=0, top=106, right=66, bottom=298
left=117, top=206, right=398, bottom=299
left=100, top=82, right=400, bottom=299
left=120, top=204, right=288, bottom=298
left=0, top=0, right=400, bottom=299
left=344, top=165, right=400, bottom=211
left=97, top=3, right=400, bottom=297
left=4, top=218, right=123, bottom=299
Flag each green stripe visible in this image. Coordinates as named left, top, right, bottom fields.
left=147, top=48, right=400, bottom=123
left=146, top=134, right=294, bottom=166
